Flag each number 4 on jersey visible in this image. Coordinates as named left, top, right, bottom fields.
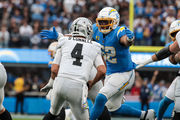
left=71, top=43, right=84, bottom=66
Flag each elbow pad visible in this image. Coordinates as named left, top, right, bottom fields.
left=155, top=46, right=173, bottom=60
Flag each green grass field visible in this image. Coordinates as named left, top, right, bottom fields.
left=11, top=114, right=140, bottom=120
left=13, top=118, right=41, bottom=120
left=11, top=114, right=171, bottom=120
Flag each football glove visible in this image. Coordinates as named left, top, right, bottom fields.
left=40, top=77, right=54, bottom=92
left=125, top=28, right=134, bottom=42
left=40, top=26, right=58, bottom=40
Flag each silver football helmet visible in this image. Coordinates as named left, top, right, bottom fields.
left=69, top=17, right=93, bottom=40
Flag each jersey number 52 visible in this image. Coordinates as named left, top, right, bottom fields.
left=71, top=43, right=84, bottom=66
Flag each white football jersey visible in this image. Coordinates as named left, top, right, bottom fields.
left=57, top=36, right=103, bottom=83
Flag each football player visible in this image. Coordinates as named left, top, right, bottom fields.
left=89, top=7, right=155, bottom=120
left=42, top=17, right=106, bottom=120
left=0, top=63, right=12, bottom=120
left=136, top=20, right=180, bottom=120
left=43, top=32, right=110, bottom=120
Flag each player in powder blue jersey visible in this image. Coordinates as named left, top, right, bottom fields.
left=89, top=7, right=154, bottom=120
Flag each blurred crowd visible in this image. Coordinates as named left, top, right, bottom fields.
left=0, top=0, right=179, bottom=48
left=130, top=70, right=174, bottom=110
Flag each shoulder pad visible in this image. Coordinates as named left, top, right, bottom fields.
left=92, top=41, right=101, bottom=48
left=57, top=32, right=64, bottom=41
left=57, top=37, right=67, bottom=48
left=92, top=41, right=102, bottom=54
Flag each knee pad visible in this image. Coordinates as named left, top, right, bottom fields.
left=175, top=79, right=180, bottom=112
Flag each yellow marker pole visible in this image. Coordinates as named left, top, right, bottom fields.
left=129, top=0, right=134, bottom=31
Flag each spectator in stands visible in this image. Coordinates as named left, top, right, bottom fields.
left=30, top=29, right=41, bottom=49
left=31, top=75, right=41, bottom=92
left=145, top=0, right=154, bottom=17
left=14, top=74, right=30, bottom=114
left=10, top=8, right=23, bottom=25
left=33, top=21, right=41, bottom=32
left=72, top=0, right=83, bottom=14
left=134, top=23, right=144, bottom=45
left=19, top=20, right=33, bottom=47
left=50, top=20, right=62, bottom=33
left=9, top=27, right=21, bottom=48
left=0, top=25, right=9, bottom=48
left=147, top=70, right=159, bottom=91
left=151, top=15, right=164, bottom=46
left=23, top=6, right=31, bottom=24
left=31, top=0, right=45, bottom=21
left=135, top=1, right=144, bottom=17
left=143, top=18, right=153, bottom=46
left=153, top=80, right=167, bottom=101
left=131, top=72, right=142, bottom=95
left=140, top=78, right=151, bottom=110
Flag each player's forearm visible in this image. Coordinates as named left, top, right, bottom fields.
left=92, top=65, right=106, bottom=85
left=152, top=45, right=174, bottom=61
left=51, top=64, right=59, bottom=80
left=51, top=72, right=57, bottom=80
left=169, top=41, right=180, bottom=54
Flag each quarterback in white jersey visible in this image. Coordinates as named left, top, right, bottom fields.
left=42, top=17, right=106, bottom=120
left=0, top=63, right=12, bottom=120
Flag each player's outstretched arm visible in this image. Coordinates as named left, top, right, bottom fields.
left=40, top=26, right=59, bottom=40
left=136, top=45, right=175, bottom=69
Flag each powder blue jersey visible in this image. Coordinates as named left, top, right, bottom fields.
left=92, top=24, right=136, bottom=75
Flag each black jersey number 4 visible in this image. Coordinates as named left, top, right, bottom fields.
left=71, top=43, right=84, bottom=66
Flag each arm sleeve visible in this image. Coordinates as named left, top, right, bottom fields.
left=155, top=46, right=173, bottom=60
left=94, top=54, right=104, bottom=68
left=52, top=49, right=62, bottom=65
left=176, top=31, right=180, bottom=47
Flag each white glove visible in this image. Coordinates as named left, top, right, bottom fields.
left=136, top=57, right=153, bottom=69
left=40, top=77, right=54, bottom=92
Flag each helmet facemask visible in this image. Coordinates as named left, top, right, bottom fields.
left=96, top=7, right=120, bottom=34
left=96, top=18, right=117, bottom=34
left=169, top=30, right=180, bottom=41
